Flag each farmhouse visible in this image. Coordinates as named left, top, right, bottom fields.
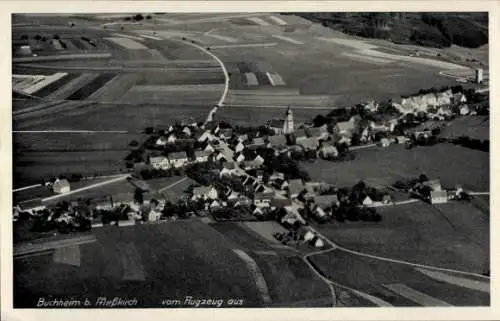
left=248, top=137, right=266, bottom=149
left=306, top=125, right=329, bottom=140
left=235, top=141, right=245, bottom=153
left=182, top=126, right=192, bottom=137
left=268, top=119, right=286, bottom=135
left=194, top=150, right=212, bottom=163
left=167, top=133, right=177, bottom=143
left=150, top=156, right=170, bottom=170
left=430, top=190, right=448, bottom=204
left=362, top=196, right=373, bottom=206
left=254, top=192, right=274, bottom=208
left=237, top=134, right=248, bottom=143
left=318, top=144, right=338, bottom=159
left=314, top=194, right=340, bottom=209
left=460, top=105, right=470, bottom=115
left=203, top=143, right=215, bottom=153
left=380, top=138, right=391, bottom=148
left=192, top=186, right=218, bottom=201
left=234, top=153, right=245, bottom=163
left=53, top=179, right=71, bottom=194
left=219, top=128, right=233, bottom=140
left=197, top=130, right=212, bottom=143
left=155, top=136, right=168, bottom=146
left=335, top=120, right=355, bottom=137
left=297, top=137, right=319, bottom=151
left=168, top=151, right=189, bottom=168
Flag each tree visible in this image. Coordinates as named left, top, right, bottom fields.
left=134, top=188, right=144, bottom=204
left=129, top=140, right=139, bottom=147
left=134, top=14, right=145, bottom=21
left=144, top=126, right=155, bottom=134
left=34, top=34, right=42, bottom=40
left=21, top=35, right=28, bottom=40
left=146, top=15, right=152, bottom=20
left=418, top=174, right=429, bottom=183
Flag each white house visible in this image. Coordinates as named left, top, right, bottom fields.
left=155, top=136, right=168, bottom=146
left=204, top=144, right=215, bottom=153
left=198, top=130, right=212, bottom=143
left=53, top=179, right=70, bottom=194
left=148, top=210, right=162, bottom=221
left=192, top=185, right=219, bottom=201
left=150, top=156, right=170, bottom=170
left=167, top=133, right=177, bottom=143
left=235, top=153, right=245, bottom=163
left=318, top=144, right=338, bottom=158
left=314, top=238, right=325, bottom=248
left=380, top=138, right=391, bottom=148
left=194, top=150, right=211, bottom=163
left=430, top=190, right=448, bottom=204
left=235, top=142, right=245, bottom=153
left=183, top=126, right=192, bottom=137
left=362, top=196, right=373, bottom=206
left=460, top=105, right=470, bottom=115
left=168, top=151, right=189, bottom=168
left=209, top=200, right=221, bottom=210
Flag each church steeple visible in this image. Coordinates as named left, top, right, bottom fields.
left=283, top=105, right=294, bottom=134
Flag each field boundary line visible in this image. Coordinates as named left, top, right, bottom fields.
left=158, top=177, right=189, bottom=193
left=180, top=38, right=229, bottom=107
left=13, top=184, right=42, bottom=192
left=41, top=174, right=131, bottom=202
left=232, top=249, right=272, bottom=305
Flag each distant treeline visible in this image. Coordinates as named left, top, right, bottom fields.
left=288, top=12, right=488, bottom=48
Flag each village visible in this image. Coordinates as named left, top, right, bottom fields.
left=13, top=81, right=488, bottom=249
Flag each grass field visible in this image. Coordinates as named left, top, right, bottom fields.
left=251, top=253, right=332, bottom=306
left=440, top=116, right=489, bottom=141
left=14, top=221, right=262, bottom=307
left=308, top=250, right=489, bottom=306
left=304, top=143, right=489, bottom=191
left=315, top=201, right=488, bottom=273
left=13, top=132, right=146, bottom=187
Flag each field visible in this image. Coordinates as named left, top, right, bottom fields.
left=14, top=221, right=263, bottom=307
left=13, top=132, right=146, bottom=187
left=308, top=250, right=489, bottom=306
left=315, top=201, right=488, bottom=273
left=440, top=116, right=489, bottom=141
left=303, top=143, right=489, bottom=191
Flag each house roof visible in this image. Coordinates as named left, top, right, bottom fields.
left=252, top=137, right=266, bottom=146
left=193, top=186, right=214, bottom=196
left=294, top=129, right=307, bottom=138
left=320, top=144, right=338, bottom=153
left=430, top=190, right=447, bottom=198
left=336, top=121, right=355, bottom=133
left=297, top=137, right=319, bottom=150
left=422, top=179, right=442, bottom=190
left=53, top=179, right=70, bottom=189
left=254, top=192, right=274, bottom=200
left=314, top=194, right=339, bottom=208
left=267, top=135, right=287, bottom=147
left=194, top=150, right=212, bottom=158
left=288, top=179, right=304, bottom=195
left=306, top=125, right=328, bottom=137
left=220, top=128, right=233, bottom=137
left=168, top=151, right=188, bottom=160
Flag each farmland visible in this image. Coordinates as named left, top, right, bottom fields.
left=303, top=143, right=489, bottom=191
left=13, top=132, right=146, bottom=187
left=14, top=221, right=263, bottom=308
left=440, top=116, right=489, bottom=141
left=314, top=201, right=488, bottom=273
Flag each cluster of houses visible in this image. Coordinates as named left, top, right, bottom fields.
left=391, top=89, right=469, bottom=116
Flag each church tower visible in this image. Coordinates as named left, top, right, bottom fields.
left=283, top=106, right=294, bottom=134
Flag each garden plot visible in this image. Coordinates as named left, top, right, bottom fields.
left=225, top=89, right=340, bottom=108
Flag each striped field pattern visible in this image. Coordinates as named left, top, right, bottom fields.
left=104, top=37, right=149, bottom=50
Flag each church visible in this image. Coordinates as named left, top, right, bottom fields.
left=267, top=106, right=294, bottom=135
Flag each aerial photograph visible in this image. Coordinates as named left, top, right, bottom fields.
left=12, top=12, right=489, bottom=308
